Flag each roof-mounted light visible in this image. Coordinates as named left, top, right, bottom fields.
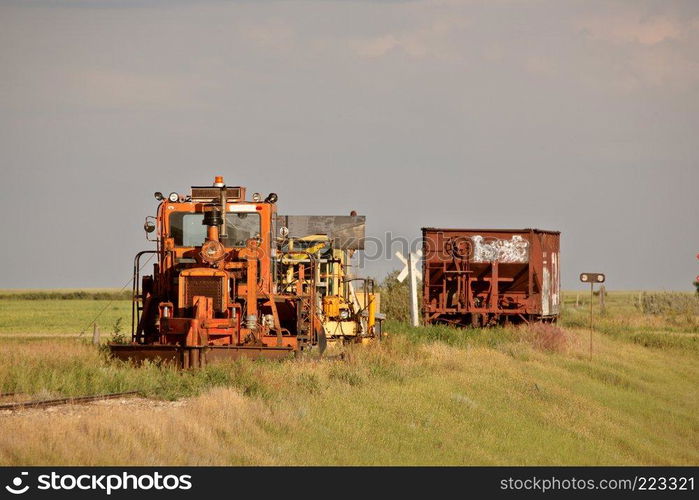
left=154, top=192, right=164, bottom=201
left=252, top=192, right=262, bottom=202
left=213, top=176, right=224, bottom=187
left=168, top=192, right=179, bottom=203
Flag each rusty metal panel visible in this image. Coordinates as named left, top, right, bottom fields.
left=276, top=215, right=365, bottom=249
left=421, top=228, right=561, bottom=326
left=109, top=344, right=293, bottom=368
left=541, top=230, right=561, bottom=317
left=205, top=345, right=294, bottom=364
left=190, top=186, right=244, bottom=202
left=109, top=345, right=181, bottom=366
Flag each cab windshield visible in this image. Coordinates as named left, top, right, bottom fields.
left=169, top=212, right=261, bottom=247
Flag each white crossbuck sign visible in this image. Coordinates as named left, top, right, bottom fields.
left=395, top=250, right=422, bottom=327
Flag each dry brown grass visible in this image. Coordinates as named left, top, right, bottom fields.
left=518, top=323, right=578, bottom=353
left=0, top=389, right=280, bottom=465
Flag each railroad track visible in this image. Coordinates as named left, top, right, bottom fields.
left=0, top=391, right=140, bottom=411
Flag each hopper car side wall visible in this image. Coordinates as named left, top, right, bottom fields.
left=421, top=228, right=560, bottom=326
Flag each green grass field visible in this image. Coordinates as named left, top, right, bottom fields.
left=0, top=290, right=696, bottom=465
left=0, top=289, right=130, bottom=336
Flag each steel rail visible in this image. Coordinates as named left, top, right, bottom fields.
left=0, top=391, right=140, bottom=411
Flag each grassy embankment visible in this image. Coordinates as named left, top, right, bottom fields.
left=0, top=290, right=696, bottom=465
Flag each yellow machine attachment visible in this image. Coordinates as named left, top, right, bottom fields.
left=278, top=234, right=382, bottom=345
left=322, top=296, right=350, bottom=320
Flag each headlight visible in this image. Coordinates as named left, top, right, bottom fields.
left=252, top=192, right=262, bottom=202
left=168, top=192, right=179, bottom=202
left=154, top=192, right=164, bottom=201
left=339, top=309, right=350, bottom=320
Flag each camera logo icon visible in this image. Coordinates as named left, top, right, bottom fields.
left=5, top=472, right=29, bottom=495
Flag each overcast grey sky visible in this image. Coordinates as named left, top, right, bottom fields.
left=0, top=0, right=697, bottom=290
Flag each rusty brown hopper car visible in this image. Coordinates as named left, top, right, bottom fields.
left=421, top=228, right=560, bottom=326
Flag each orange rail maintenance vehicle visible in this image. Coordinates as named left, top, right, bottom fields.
left=110, top=176, right=378, bottom=368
